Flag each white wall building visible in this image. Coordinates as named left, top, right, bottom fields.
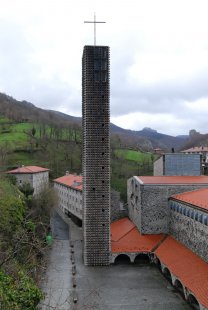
left=7, top=165, right=49, bottom=195
left=54, top=173, right=83, bottom=220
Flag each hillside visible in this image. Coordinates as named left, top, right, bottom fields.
left=0, top=175, right=51, bottom=308
left=0, top=92, right=189, bottom=151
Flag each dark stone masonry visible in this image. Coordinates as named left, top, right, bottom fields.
left=82, top=45, right=110, bottom=266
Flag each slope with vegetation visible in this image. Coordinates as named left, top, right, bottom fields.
left=0, top=175, right=56, bottom=309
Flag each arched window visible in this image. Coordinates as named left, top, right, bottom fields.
left=191, top=211, right=195, bottom=219
left=186, top=209, right=191, bottom=217
left=195, top=212, right=199, bottom=221
left=198, top=214, right=203, bottom=223
left=204, top=216, right=208, bottom=225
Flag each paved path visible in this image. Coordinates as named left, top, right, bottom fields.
left=39, top=210, right=191, bottom=310
left=39, top=212, right=74, bottom=309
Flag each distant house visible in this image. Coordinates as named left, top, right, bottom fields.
left=153, top=153, right=202, bottom=176
left=153, top=148, right=163, bottom=154
left=7, top=165, right=49, bottom=195
left=181, top=146, right=208, bottom=164
left=53, top=173, right=83, bottom=220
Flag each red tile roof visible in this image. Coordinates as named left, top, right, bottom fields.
left=182, top=146, right=208, bottom=153
left=154, top=236, right=208, bottom=308
left=111, top=218, right=165, bottom=253
left=54, top=174, right=83, bottom=191
left=137, top=176, right=208, bottom=185
left=171, top=188, right=208, bottom=211
left=7, top=166, right=49, bottom=174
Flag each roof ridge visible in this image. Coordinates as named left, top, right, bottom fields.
left=150, top=234, right=168, bottom=252
left=115, top=226, right=136, bottom=242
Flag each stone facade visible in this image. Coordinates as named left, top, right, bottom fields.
left=53, top=175, right=83, bottom=220
left=82, top=45, right=110, bottom=266
left=127, top=176, right=208, bottom=234
left=169, top=199, right=208, bottom=263
left=7, top=166, right=49, bottom=195
left=153, top=153, right=202, bottom=176
left=110, top=189, right=128, bottom=222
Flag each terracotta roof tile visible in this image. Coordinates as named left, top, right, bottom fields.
left=137, top=176, right=208, bottom=185
left=7, top=166, right=49, bottom=174
left=111, top=218, right=165, bottom=253
left=154, top=236, right=208, bottom=308
left=171, top=188, right=208, bottom=211
left=54, top=174, right=83, bottom=191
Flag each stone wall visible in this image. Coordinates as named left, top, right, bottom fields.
left=111, top=189, right=128, bottom=222
left=13, top=171, right=49, bottom=195
left=82, top=45, right=110, bottom=266
left=127, top=177, right=142, bottom=231
left=153, top=156, right=163, bottom=176
left=15, top=173, right=32, bottom=188
left=169, top=200, right=208, bottom=262
left=32, top=171, right=49, bottom=195
left=141, top=184, right=208, bottom=234
left=128, top=176, right=208, bottom=234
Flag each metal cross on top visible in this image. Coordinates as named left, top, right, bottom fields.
left=84, top=13, right=106, bottom=46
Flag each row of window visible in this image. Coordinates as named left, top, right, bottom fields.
left=170, top=201, right=208, bottom=225
left=61, top=204, right=82, bottom=216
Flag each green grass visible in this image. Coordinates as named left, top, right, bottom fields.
left=114, top=149, right=154, bottom=162
left=0, top=116, right=11, bottom=123
left=0, top=122, right=33, bottom=148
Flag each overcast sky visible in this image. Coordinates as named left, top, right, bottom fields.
left=0, top=0, right=208, bottom=136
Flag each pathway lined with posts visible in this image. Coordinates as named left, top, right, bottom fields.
left=39, top=211, right=74, bottom=309
left=39, top=210, right=190, bottom=310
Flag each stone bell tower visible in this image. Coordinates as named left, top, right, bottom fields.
left=82, top=45, right=110, bottom=266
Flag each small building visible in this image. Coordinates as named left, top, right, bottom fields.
left=181, top=146, right=208, bottom=165
left=153, top=148, right=163, bottom=154
left=169, top=188, right=208, bottom=263
left=54, top=173, right=83, bottom=220
left=127, top=175, right=208, bottom=235
left=153, top=153, right=202, bottom=176
left=7, top=165, right=49, bottom=195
